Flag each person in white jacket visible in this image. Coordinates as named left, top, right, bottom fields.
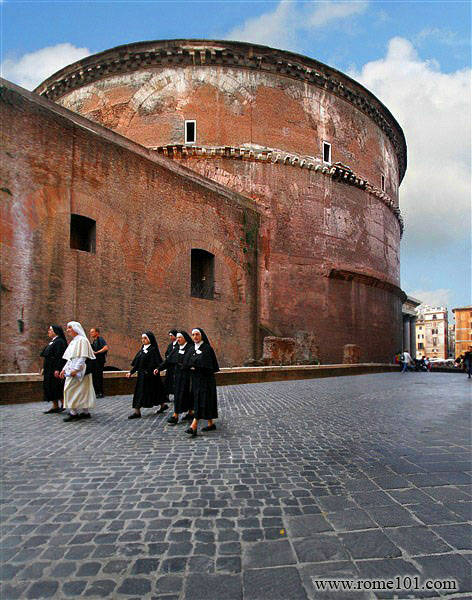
left=402, top=349, right=412, bottom=373
left=60, top=321, right=96, bottom=421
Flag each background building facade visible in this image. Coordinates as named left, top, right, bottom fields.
left=416, top=306, right=449, bottom=359
left=452, top=306, right=472, bottom=357
left=2, top=40, right=407, bottom=372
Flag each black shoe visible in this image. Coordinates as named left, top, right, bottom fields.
left=128, top=413, right=141, bottom=419
left=96, top=393, right=104, bottom=398
left=185, top=427, right=198, bottom=437
left=181, top=412, right=193, bottom=421
left=79, top=413, right=91, bottom=419
left=44, top=407, right=60, bottom=414
left=201, top=424, right=216, bottom=432
left=167, top=416, right=178, bottom=425
left=155, top=404, right=169, bottom=414
left=63, top=414, right=80, bottom=422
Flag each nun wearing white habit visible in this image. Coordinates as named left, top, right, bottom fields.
left=60, top=321, right=96, bottom=422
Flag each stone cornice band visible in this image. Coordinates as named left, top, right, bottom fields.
left=34, top=40, right=407, bottom=182
left=151, top=144, right=404, bottom=236
left=329, top=269, right=407, bottom=302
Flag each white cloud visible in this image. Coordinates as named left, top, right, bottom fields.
left=408, top=288, right=453, bottom=309
left=351, top=37, right=471, bottom=251
left=1, top=43, right=91, bottom=90
left=306, top=1, right=368, bottom=27
left=225, top=0, right=368, bottom=51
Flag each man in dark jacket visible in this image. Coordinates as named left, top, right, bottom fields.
left=90, top=328, right=109, bottom=398
left=464, top=346, right=472, bottom=379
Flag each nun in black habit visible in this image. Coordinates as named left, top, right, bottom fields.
left=184, top=327, right=220, bottom=437
left=155, top=330, right=195, bottom=425
left=41, top=325, right=68, bottom=413
left=126, top=331, right=168, bottom=419
left=163, top=329, right=178, bottom=398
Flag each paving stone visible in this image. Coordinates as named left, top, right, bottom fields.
left=184, top=573, right=242, bottom=600
left=26, top=580, right=58, bottom=598
left=101, top=559, right=129, bottom=574
left=364, top=505, right=418, bottom=527
left=325, top=508, right=377, bottom=532
left=216, top=555, right=242, bottom=573
left=84, top=579, right=117, bottom=597
left=432, top=523, right=472, bottom=550
left=414, top=554, right=471, bottom=594
left=293, top=534, right=350, bottom=563
left=243, top=540, right=296, bottom=568
left=1, top=375, right=470, bottom=600
left=131, top=557, right=160, bottom=574
left=50, top=561, right=77, bottom=577
left=243, top=567, right=307, bottom=599
left=0, top=582, right=29, bottom=599
left=116, top=577, right=152, bottom=595
left=339, top=530, right=402, bottom=559
left=408, top=502, right=466, bottom=525
left=76, top=561, right=102, bottom=576
left=285, top=515, right=334, bottom=537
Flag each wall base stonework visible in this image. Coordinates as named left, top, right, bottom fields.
left=1, top=365, right=405, bottom=405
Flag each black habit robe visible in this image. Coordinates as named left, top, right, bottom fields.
left=184, top=338, right=219, bottom=420
left=163, top=340, right=178, bottom=395
left=130, top=343, right=167, bottom=409
left=160, top=342, right=194, bottom=414
left=40, top=336, right=67, bottom=402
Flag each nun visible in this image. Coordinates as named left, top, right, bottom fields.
left=41, top=325, right=67, bottom=413
left=163, top=329, right=178, bottom=398
left=126, top=331, right=168, bottom=419
left=184, top=327, right=219, bottom=437
left=155, top=330, right=195, bottom=425
left=60, top=321, right=96, bottom=422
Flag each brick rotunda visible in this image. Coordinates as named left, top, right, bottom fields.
left=1, top=40, right=407, bottom=371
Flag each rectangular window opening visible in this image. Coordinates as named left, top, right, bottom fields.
left=185, top=120, right=196, bottom=144
left=323, top=141, right=331, bottom=164
left=70, top=214, right=96, bottom=253
left=381, top=175, right=385, bottom=191
left=191, top=249, right=214, bottom=300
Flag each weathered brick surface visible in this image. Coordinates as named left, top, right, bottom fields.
left=1, top=82, right=258, bottom=372
left=30, top=41, right=406, bottom=366
left=2, top=36, right=407, bottom=372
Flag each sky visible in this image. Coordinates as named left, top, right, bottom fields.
left=1, top=0, right=471, bottom=315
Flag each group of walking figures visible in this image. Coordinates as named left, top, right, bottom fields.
left=41, top=323, right=219, bottom=437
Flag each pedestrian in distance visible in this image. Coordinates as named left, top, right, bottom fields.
left=463, top=346, right=472, bottom=379
left=126, top=331, right=168, bottom=419
left=90, top=327, right=108, bottom=398
left=41, top=325, right=67, bottom=414
left=184, top=327, right=219, bottom=437
left=401, top=349, right=412, bottom=373
left=60, top=321, right=96, bottom=422
left=155, top=330, right=195, bottom=425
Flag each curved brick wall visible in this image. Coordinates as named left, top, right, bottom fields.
left=32, top=40, right=407, bottom=364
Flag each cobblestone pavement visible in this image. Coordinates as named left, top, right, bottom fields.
left=1, top=372, right=471, bottom=600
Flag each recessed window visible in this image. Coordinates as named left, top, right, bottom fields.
left=191, top=249, right=214, bottom=300
left=381, top=175, right=385, bottom=191
left=70, top=214, right=96, bottom=253
left=323, top=141, right=331, bottom=164
left=185, top=120, right=196, bottom=144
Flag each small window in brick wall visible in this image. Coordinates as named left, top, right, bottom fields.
left=70, top=214, right=96, bottom=253
left=323, top=141, right=331, bottom=164
left=185, top=120, right=196, bottom=144
left=191, top=249, right=214, bottom=300
left=381, top=175, right=386, bottom=191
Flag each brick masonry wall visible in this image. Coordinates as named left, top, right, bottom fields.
left=57, top=65, right=401, bottom=200
left=1, top=83, right=259, bottom=373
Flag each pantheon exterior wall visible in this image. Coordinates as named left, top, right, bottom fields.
left=1, top=81, right=258, bottom=372
left=1, top=40, right=407, bottom=371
